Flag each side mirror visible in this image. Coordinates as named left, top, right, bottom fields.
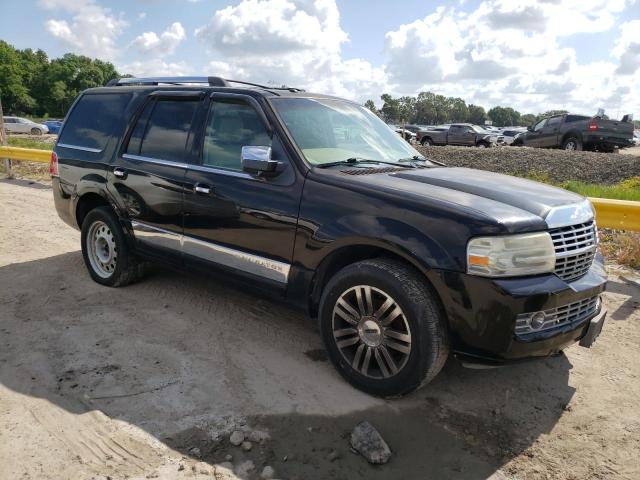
left=241, top=146, right=279, bottom=176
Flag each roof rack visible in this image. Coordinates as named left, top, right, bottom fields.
left=106, top=76, right=305, bottom=92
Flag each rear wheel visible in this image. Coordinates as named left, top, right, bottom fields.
left=562, top=136, right=582, bottom=151
left=319, top=258, right=449, bottom=397
left=81, top=207, right=146, bottom=287
left=421, top=137, right=432, bottom=146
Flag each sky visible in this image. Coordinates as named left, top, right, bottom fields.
left=3, top=0, right=640, bottom=116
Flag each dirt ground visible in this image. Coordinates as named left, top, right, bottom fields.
left=0, top=178, right=639, bottom=480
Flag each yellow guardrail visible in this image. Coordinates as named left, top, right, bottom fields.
left=0, top=145, right=51, bottom=163
left=1, top=146, right=639, bottom=231
left=589, top=197, right=640, bottom=232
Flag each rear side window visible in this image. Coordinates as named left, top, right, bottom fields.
left=566, top=115, right=589, bottom=123
left=547, top=116, right=562, bottom=126
left=59, top=93, right=130, bottom=151
left=126, top=99, right=198, bottom=162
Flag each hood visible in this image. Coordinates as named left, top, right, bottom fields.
left=339, top=166, right=589, bottom=233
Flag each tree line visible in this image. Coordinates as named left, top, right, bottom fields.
left=364, top=94, right=572, bottom=128
left=0, top=40, right=120, bottom=119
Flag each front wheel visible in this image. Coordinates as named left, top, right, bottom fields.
left=30, top=127, right=43, bottom=135
left=319, top=258, right=449, bottom=397
left=81, top=207, right=146, bottom=287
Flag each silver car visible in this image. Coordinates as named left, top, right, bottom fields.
left=2, top=116, right=49, bottom=135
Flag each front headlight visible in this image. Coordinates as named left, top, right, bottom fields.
left=467, top=232, right=556, bottom=277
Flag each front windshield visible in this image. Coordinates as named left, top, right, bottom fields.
left=471, top=125, right=492, bottom=133
left=271, top=98, right=428, bottom=166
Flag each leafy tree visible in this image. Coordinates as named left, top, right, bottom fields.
left=364, top=99, right=378, bottom=114
left=0, top=40, right=122, bottom=118
left=520, top=113, right=537, bottom=126
left=467, top=104, right=487, bottom=125
left=487, top=106, right=521, bottom=127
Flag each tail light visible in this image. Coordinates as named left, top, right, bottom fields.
left=588, top=120, right=598, bottom=131
left=50, top=151, right=59, bottom=177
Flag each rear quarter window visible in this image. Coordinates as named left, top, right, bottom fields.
left=59, top=93, right=131, bottom=151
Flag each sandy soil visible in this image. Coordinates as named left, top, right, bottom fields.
left=0, top=178, right=639, bottom=480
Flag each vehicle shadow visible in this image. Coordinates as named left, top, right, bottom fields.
left=0, top=252, right=575, bottom=479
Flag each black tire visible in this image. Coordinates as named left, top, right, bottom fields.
left=562, top=136, right=582, bottom=151
left=319, top=258, right=449, bottom=397
left=81, top=206, right=146, bottom=287
left=421, top=137, right=432, bottom=146
left=30, top=127, right=42, bottom=135
left=477, top=142, right=488, bottom=148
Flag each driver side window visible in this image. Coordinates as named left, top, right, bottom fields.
left=202, top=100, right=272, bottom=171
left=533, top=119, right=547, bottom=132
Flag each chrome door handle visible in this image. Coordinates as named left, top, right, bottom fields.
left=194, top=184, right=211, bottom=195
left=113, top=167, right=126, bottom=178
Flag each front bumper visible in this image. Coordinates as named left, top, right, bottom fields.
left=428, top=254, right=607, bottom=365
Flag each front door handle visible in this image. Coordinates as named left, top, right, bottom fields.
left=194, top=183, right=212, bottom=195
left=113, top=167, right=127, bottom=179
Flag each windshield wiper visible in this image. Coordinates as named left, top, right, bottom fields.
left=316, top=157, right=415, bottom=169
left=397, top=155, right=446, bottom=167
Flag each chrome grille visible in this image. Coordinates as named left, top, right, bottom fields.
left=516, top=295, right=600, bottom=335
left=550, top=221, right=597, bottom=281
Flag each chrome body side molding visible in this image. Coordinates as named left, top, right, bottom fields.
left=57, top=143, right=103, bottom=153
left=130, top=220, right=290, bottom=284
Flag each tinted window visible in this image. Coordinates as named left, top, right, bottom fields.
left=59, top=93, right=130, bottom=150
left=133, top=99, right=198, bottom=161
left=547, top=116, right=562, bottom=126
left=202, top=101, right=271, bottom=171
left=3, top=118, right=15, bottom=124
left=533, top=119, right=547, bottom=131
left=566, top=115, right=589, bottom=123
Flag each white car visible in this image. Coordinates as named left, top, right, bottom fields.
left=2, top=116, right=49, bottom=135
left=501, top=128, right=527, bottom=145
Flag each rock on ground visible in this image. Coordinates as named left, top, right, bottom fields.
left=229, top=430, right=245, bottom=446
left=350, top=421, right=392, bottom=464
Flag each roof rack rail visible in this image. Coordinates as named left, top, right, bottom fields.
left=106, top=76, right=305, bottom=92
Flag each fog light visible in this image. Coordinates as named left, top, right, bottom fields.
left=530, top=311, right=546, bottom=330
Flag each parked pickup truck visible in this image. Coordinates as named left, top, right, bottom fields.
left=416, top=123, right=501, bottom=147
left=51, top=76, right=607, bottom=397
left=514, top=113, right=635, bottom=151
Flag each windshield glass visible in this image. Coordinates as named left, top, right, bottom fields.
left=271, top=98, right=428, bottom=166
left=471, top=125, right=492, bottom=133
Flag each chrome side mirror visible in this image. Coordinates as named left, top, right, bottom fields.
left=241, top=146, right=279, bottom=176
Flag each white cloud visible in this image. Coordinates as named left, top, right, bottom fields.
left=382, top=0, right=639, bottom=115
left=120, top=59, right=193, bottom=77
left=41, top=0, right=126, bottom=60
left=194, top=0, right=384, bottom=102
left=613, top=20, right=640, bottom=75
left=130, top=22, right=186, bottom=55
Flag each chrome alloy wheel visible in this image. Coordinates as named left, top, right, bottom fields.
left=86, top=220, right=117, bottom=278
left=332, top=285, right=412, bottom=379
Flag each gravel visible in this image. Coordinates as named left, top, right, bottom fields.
left=415, top=145, right=640, bottom=184
left=229, top=430, right=245, bottom=446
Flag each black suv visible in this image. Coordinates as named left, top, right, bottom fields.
left=51, top=77, right=607, bottom=397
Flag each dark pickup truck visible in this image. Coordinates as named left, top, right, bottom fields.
left=416, top=124, right=501, bottom=147
left=514, top=113, right=635, bottom=151
left=51, top=76, right=607, bottom=397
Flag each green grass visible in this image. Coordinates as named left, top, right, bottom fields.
left=559, top=180, right=640, bottom=201
left=521, top=172, right=640, bottom=201
left=6, top=137, right=54, bottom=151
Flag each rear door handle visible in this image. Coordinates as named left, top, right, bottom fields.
left=194, top=183, right=212, bottom=195
left=113, top=167, right=127, bottom=179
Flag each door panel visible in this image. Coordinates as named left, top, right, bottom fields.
left=107, top=94, right=202, bottom=255
left=538, top=116, right=561, bottom=147
left=182, top=95, right=303, bottom=287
